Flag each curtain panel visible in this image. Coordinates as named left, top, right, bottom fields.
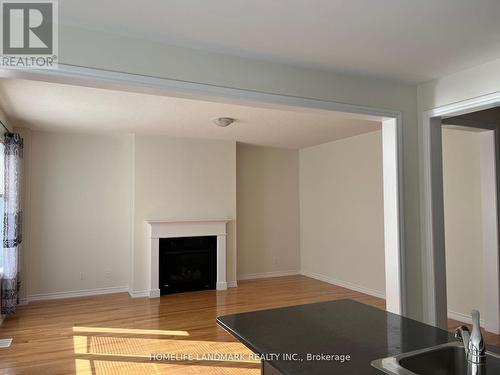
left=1, top=133, right=23, bottom=315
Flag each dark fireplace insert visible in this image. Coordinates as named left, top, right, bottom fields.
left=159, top=236, right=216, bottom=295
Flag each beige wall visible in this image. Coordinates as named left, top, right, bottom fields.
left=236, top=143, right=300, bottom=278
left=299, top=130, right=386, bottom=296
left=26, top=130, right=133, bottom=295
left=22, top=130, right=237, bottom=297
left=0, top=108, right=13, bottom=132
left=132, top=135, right=237, bottom=293
left=442, top=128, right=485, bottom=317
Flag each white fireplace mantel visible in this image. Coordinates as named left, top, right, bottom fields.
left=146, top=219, right=230, bottom=298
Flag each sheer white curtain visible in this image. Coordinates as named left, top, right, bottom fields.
left=1, top=133, right=23, bottom=315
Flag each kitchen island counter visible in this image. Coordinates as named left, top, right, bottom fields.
left=217, top=299, right=453, bottom=374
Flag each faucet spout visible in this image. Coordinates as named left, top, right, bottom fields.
left=469, top=310, right=486, bottom=364
left=454, top=325, right=470, bottom=350
left=454, top=310, right=486, bottom=365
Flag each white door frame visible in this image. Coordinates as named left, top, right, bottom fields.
left=421, top=91, right=500, bottom=332
left=0, top=64, right=406, bottom=315
left=479, top=129, right=500, bottom=334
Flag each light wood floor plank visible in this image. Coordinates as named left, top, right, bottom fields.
left=0, top=275, right=497, bottom=374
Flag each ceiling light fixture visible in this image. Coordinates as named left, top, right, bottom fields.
left=212, top=117, right=235, bottom=127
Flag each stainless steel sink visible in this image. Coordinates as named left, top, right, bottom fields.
left=371, top=341, right=500, bottom=375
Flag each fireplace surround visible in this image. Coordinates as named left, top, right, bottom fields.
left=146, top=219, right=230, bottom=297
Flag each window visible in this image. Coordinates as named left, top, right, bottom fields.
left=0, top=142, right=4, bottom=274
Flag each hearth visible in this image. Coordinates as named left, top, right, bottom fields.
left=159, top=236, right=216, bottom=295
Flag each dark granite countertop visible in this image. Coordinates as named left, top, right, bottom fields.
left=217, top=299, right=455, bottom=374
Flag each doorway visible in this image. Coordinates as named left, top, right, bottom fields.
left=422, top=103, right=500, bottom=334
left=0, top=64, right=407, bottom=315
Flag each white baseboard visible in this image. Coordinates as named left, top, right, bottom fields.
left=485, top=323, right=500, bottom=335
left=128, top=289, right=149, bottom=298
left=0, top=338, right=12, bottom=348
left=216, top=282, right=228, bottom=290
left=237, top=270, right=300, bottom=281
left=129, top=282, right=238, bottom=298
left=448, top=310, right=486, bottom=328
left=149, top=289, right=161, bottom=298
left=28, top=286, right=129, bottom=302
left=301, top=270, right=386, bottom=299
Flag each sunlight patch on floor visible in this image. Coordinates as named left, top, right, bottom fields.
left=77, top=336, right=254, bottom=357
left=90, top=360, right=258, bottom=375
left=75, top=359, right=92, bottom=374
left=73, top=335, right=88, bottom=354
left=72, top=327, right=260, bottom=375
left=73, top=326, right=189, bottom=337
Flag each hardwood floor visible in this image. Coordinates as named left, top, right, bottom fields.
left=0, top=276, right=384, bottom=375
left=0, top=275, right=497, bottom=374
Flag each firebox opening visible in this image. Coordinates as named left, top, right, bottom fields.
left=159, top=236, right=217, bottom=295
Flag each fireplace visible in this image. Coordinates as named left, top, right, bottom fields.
left=146, top=219, right=230, bottom=298
left=159, top=236, right=216, bottom=294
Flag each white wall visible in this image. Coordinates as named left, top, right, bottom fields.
left=26, top=131, right=133, bottom=296
left=236, top=143, right=300, bottom=279
left=418, top=58, right=500, bottom=112
left=132, top=135, right=236, bottom=293
left=299, top=130, right=386, bottom=297
left=59, top=25, right=423, bottom=319
left=442, top=128, right=485, bottom=319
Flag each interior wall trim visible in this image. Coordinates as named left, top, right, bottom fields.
left=448, top=310, right=486, bottom=328
left=301, top=271, right=386, bottom=300
left=237, top=270, right=300, bottom=281
left=27, top=286, right=129, bottom=302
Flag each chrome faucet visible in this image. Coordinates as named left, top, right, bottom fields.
left=454, top=310, right=486, bottom=364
